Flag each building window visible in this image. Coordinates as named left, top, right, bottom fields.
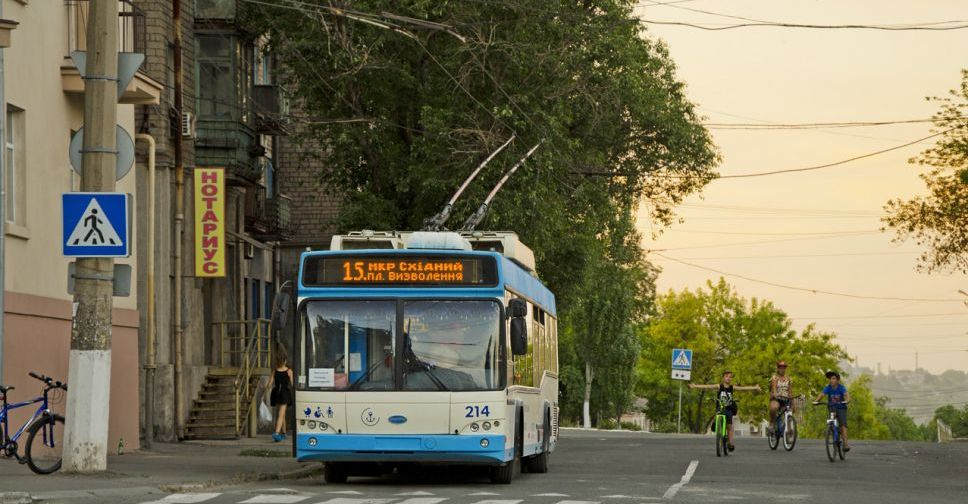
left=5, top=105, right=26, bottom=227
left=196, top=35, right=236, bottom=119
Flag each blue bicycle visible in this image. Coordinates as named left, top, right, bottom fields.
left=1, top=372, right=68, bottom=474
left=814, top=400, right=849, bottom=462
left=768, top=400, right=797, bottom=451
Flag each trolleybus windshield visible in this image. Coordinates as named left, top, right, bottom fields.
left=301, top=299, right=503, bottom=392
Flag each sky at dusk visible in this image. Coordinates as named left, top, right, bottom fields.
left=634, top=0, right=968, bottom=374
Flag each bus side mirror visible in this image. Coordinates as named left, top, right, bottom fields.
left=272, top=291, right=292, bottom=330
left=510, top=318, right=528, bottom=356
left=508, top=298, right=527, bottom=318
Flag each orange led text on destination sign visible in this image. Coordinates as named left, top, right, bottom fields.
left=342, top=260, right=465, bottom=283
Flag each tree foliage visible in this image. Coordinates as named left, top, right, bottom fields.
left=637, top=279, right=847, bottom=433
left=247, top=0, right=718, bottom=422
left=884, top=69, right=968, bottom=273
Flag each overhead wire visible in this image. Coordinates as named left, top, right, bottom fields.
left=651, top=252, right=966, bottom=303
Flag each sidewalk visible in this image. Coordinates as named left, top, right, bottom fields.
left=0, top=437, right=321, bottom=501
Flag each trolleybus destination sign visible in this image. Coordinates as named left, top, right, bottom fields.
left=302, top=254, right=498, bottom=287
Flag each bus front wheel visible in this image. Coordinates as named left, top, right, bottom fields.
left=324, top=463, right=348, bottom=484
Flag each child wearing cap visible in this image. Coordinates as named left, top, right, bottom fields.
left=814, top=371, right=851, bottom=452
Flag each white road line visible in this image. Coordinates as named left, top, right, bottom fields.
left=240, top=496, right=311, bottom=504
left=395, top=499, right=447, bottom=504
left=315, top=499, right=395, bottom=504
left=395, top=492, right=436, bottom=496
left=663, top=460, right=699, bottom=500
left=555, top=501, right=600, bottom=504
left=326, top=492, right=366, bottom=496
left=469, top=500, right=523, bottom=504
left=531, top=494, right=570, bottom=497
left=141, top=494, right=222, bottom=504
left=466, top=493, right=502, bottom=497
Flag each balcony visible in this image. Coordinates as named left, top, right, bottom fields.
left=244, top=186, right=293, bottom=242
left=196, top=0, right=237, bottom=21
left=195, top=118, right=262, bottom=185
left=61, top=0, right=162, bottom=105
left=252, top=85, right=290, bottom=136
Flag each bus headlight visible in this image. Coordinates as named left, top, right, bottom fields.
left=480, top=438, right=490, bottom=448
left=320, top=422, right=329, bottom=431
left=307, top=421, right=317, bottom=429
left=493, top=421, right=500, bottom=428
left=482, top=421, right=492, bottom=431
left=308, top=437, right=317, bottom=447
left=470, top=423, right=479, bottom=432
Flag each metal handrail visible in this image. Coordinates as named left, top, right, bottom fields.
left=211, top=319, right=271, bottom=437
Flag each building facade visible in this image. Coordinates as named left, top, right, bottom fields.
left=0, top=0, right=163, bottom=451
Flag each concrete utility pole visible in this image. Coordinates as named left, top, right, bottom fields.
left=63, top=0, right=119, bottom=472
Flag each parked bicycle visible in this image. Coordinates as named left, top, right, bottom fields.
left=768, top=401, right=797, bottom=451
left=814, top=400, right=849, bottom=462
left=713, top=396, right=733, bottom=457
left=1, top=372, right=68, bottom=474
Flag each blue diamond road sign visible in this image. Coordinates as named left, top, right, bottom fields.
left=672, top=348, right=693, bottom=370
left=62, top=193, right=129, bottom=258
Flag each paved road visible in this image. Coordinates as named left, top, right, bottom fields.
left=33, top=429, right=968, bottom=504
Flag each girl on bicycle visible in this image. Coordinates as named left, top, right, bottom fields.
left=814, top=370, right=851, bottom=452
left=691, top=370, right=760, bottom=452
left=768, top=360, right=793, bottom=436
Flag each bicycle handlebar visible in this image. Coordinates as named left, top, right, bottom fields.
left=28, top=371, right=68, bottom=391
left=812, top=400, right=849, bottom=406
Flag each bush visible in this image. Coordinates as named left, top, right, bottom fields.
left=620, top=421, right=642, bottom=431
left=598, top=419, right=618, bottom=430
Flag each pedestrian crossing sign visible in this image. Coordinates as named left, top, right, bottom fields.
left=62, top=193, right=129, bottom=257
left=672, top=348, right=693, bottom=370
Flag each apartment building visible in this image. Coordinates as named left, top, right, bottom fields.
left=0, top=0, right=163, bottom=450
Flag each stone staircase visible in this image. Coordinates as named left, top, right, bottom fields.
left=184, top=370, right=263, bottom=440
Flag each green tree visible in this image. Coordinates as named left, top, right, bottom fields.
left=884, top=69, right=968, bottom=273
left=638, top=279, right=847, bottom=433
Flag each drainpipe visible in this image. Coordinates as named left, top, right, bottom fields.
left=0, top=1, right=6, bottom=384
left=135, top=134, right=155, bottom=449
left=173, top=0, right=185, bottom=440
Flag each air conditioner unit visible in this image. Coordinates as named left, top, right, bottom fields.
left=181, top=112, right=196, bottom=139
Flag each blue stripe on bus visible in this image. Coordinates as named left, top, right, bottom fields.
left=295, top=433, right=509, bottom=464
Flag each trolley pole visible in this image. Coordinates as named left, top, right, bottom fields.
left=63, top=0, right=119, bottom=473
left=677, top=381, right=682, bottom=434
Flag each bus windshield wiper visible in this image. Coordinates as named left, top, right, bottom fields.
left=404, top=328, right=449, bottom=391
left=347, top=356, right=389, bottom=391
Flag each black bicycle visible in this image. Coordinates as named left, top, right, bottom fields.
left=0, top=372, right=68, bottom=474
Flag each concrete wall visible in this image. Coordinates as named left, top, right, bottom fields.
left=2, top=0, right=141, bottom=449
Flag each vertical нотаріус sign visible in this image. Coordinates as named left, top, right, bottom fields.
left=194, top=168, right=225, bottom=277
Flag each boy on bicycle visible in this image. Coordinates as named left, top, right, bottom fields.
left=691, top=370, right=760, bottom=452
left=768, top=360, right=793, bottom=436
left=813, top=370, right=851, bottom=452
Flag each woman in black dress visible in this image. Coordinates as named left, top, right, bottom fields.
left=267, top=354, right=294, bottom=442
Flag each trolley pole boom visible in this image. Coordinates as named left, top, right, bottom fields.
left=422, top=135, right=516, bottom=231
left=461, top=141, right=542, bottom=232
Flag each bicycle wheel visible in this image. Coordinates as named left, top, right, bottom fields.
left=783, top=415, right=798, bottom=451
left=715, top=417, right=722, bottom=457
left=824, top=425, right=835, bottom=462
left=768, top=420, right=779, bottom=450
left=838, top=436, right=846, bottom=461
left=722, top=432, right=729, bottom=457
left=25, top=413, right=64, bottom=475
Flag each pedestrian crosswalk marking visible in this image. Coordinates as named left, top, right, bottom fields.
left=531, top=494, right=570, bottom=498
left=394, top=492, right=436, bottom=496
left=239, top=496, right=310, bottom=504
left=326, top=492, right=365, bottom=496
left=469, top=500, right=523, bottom=504
left=466, top=493, right=502, bottom=496
left=66, top=197, right=124, bottom=247
left=141, top=493, right=221, bottom=504
left=316, top=499, right=395, bottom=504
left=395, top=498, right=447, bottom=504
